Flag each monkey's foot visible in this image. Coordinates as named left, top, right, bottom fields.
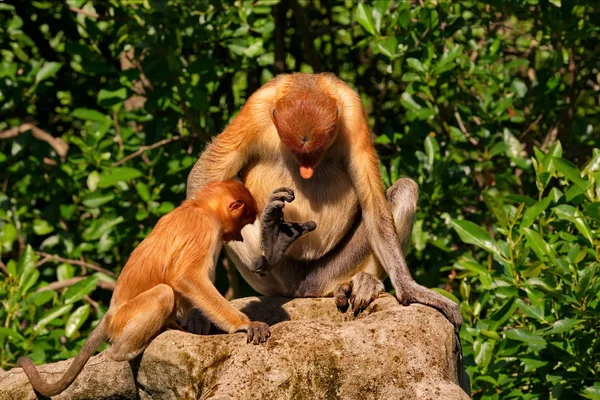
left=246, top=321, right=271, bottom=344
left=184, top=309, right=212, bottom=335
left=334, top=272, right=384, bottom=316
left=396, top=283, right=463, bottom=329
left=253, top=187, right=316, bottom=275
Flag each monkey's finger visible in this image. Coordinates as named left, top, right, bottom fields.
left=265, top=200, right=286, bottom=213
left=270, top=187, right=294, bottom=198
left=302, top=221, right=317, bottom=233
left=268, top=192, right=295, bottom=206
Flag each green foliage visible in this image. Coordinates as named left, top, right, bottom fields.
left=0, top=246, right=111, bottom=365
left=0, top=1, right=599, bottom=398
left=451, top=144, right=600, bottom=399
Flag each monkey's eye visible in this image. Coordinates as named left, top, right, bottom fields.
left=335, top=107, right=339, bottom=117
left=272, top=109, right=277, bottom=118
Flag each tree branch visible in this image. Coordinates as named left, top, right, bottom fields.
left=37, top=277, right=115, bottom=292
left=0, top=123, right=69, bottom=160
left=68, top=6, right=100, bottom=19
left=289, top=0, right=324, bottom=72
left=35, top=251, right=116, bottom=278
left=112, top=136, right=181, bottom=167
left=273, top=0, right=288, bottom=74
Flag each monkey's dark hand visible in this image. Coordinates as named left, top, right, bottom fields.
left=396, top=282, right=463, bottom=329
left=252, top=187, right=317, bottom=276
left=246, top=321, right=271, bottom=344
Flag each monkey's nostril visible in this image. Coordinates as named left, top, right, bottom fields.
left=301, top=136, right=309, bottom=144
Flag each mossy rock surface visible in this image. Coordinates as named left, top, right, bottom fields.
left=0, top=294, right=470, bottom=399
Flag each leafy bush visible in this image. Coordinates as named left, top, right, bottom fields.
left=0, top=1, right=599, bottom=399
left=451, top=143, right=599, bottom=399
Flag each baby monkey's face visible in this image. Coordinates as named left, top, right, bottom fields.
left=222, top=185, right=258, bottom=243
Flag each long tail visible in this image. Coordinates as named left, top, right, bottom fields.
left=18, top=317, right=109, bottom=397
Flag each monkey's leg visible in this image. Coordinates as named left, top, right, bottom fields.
left=252, top=187, right=316, bottom=275
left=108, top=284, right=175, bottom=361
left=332, top=178, right=417, bottom=314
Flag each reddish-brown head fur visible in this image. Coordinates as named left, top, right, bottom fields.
left=189, top=180, right=257, bottom=241
left=273, top=75, right=338, bottom=179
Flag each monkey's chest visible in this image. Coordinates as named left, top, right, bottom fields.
left=241, top=159, right=359, bottom=260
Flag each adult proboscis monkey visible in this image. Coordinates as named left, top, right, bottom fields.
left=187, top=73, right=462, bottom=328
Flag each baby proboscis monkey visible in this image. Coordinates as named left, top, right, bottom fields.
left=18, top=180, right=270, bottom=397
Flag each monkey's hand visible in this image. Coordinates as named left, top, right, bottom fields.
left=396, top=282, right=463, bottom=329
left=246, top=321, right=271, bottom=344
left=252, top=187, right=317, bottom=276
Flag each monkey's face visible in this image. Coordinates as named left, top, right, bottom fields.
left=272, top=89, right=339, bottom=180
left=222, top=188, right=258, bottom=242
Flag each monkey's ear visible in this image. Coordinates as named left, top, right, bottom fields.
left=229, top=200, right=244, bottom=212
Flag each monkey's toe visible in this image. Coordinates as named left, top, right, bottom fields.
left=348, top=272, right=384, bottom=316
left=246, top=322, right=271, bottom=344
left=334, top=282, right=351, bottom=313
left=396, top=283, right=463, bottom=329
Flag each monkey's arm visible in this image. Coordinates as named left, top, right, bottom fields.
left=174, top=274, right=270, bottom=344
left=186, top=86, right=277, bottom=198
left=339, top=90, right=462, bottom=328
left=252, top=187, right=317, bottom=275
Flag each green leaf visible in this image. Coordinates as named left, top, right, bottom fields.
left=17, top=245, right=37, bottom=282
left=521, top=195, right=552, bottom=230
left=582, top=384, right=600, bottom=400
left=553, top=205, right=594, bottom=244
left=474, top=339, right=494, bottom=369
left=511, top=79, right=527, bottom=98
left=33, top=219, right=54, bottom=235
left=504, top=328, right=547, bottom=346
left=375, top=36, right=398, bottom=58
left=488, top=297, right=518, bottom=330
left=136, top=182, right=151, bottom=202
left=98, top=87, right=127, bottom=106
left=522, top=358, right=548, bottom=372
left=27, top=290, right=55, bottom=306
left=0, top=327, right=25, bottom=341
left=20, top=269, right=40, bottom=294
left=524, top=228, right=557, bottom=265
left=82, top=216, right=124, bottom=241
left=65, top=304, right=91, bottom=338
left=482, top=191, right=508, bottom=227
left=553, top=157, right=591, bottom=191
left=424, top=135, right=438, bottom=169
left=549, top=318, right=583, bottom=334
left=35, top=62, right=63, bottom=83
left=63, top=276, right=99, bottom=305
left=87, top=171, right=100, bottom=192
left=406, top=58, right=425, bottom=73
left=82, top=192, right=115, bottom=208
left=34, top=304, right=73, bottom=331
left=98, top=167, right=142, bottom=188
left=72, top=108, right=109, bottom=122
left=450, top=220, right=499, bottom=256
left=355, top=4, right=377, bottom=36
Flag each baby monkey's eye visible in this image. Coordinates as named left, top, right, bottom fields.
left=272, top=109, right=277, bottom=118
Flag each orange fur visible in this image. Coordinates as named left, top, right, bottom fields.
left=186, top=73, right=462, bottom=328
left=17, top=180, right=268, bottom=397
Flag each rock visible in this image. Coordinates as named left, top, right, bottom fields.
left=0, top=294, right=470, bottom=400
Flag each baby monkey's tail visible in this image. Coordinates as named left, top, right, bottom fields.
left=18, top=317, right=109, bottom=397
